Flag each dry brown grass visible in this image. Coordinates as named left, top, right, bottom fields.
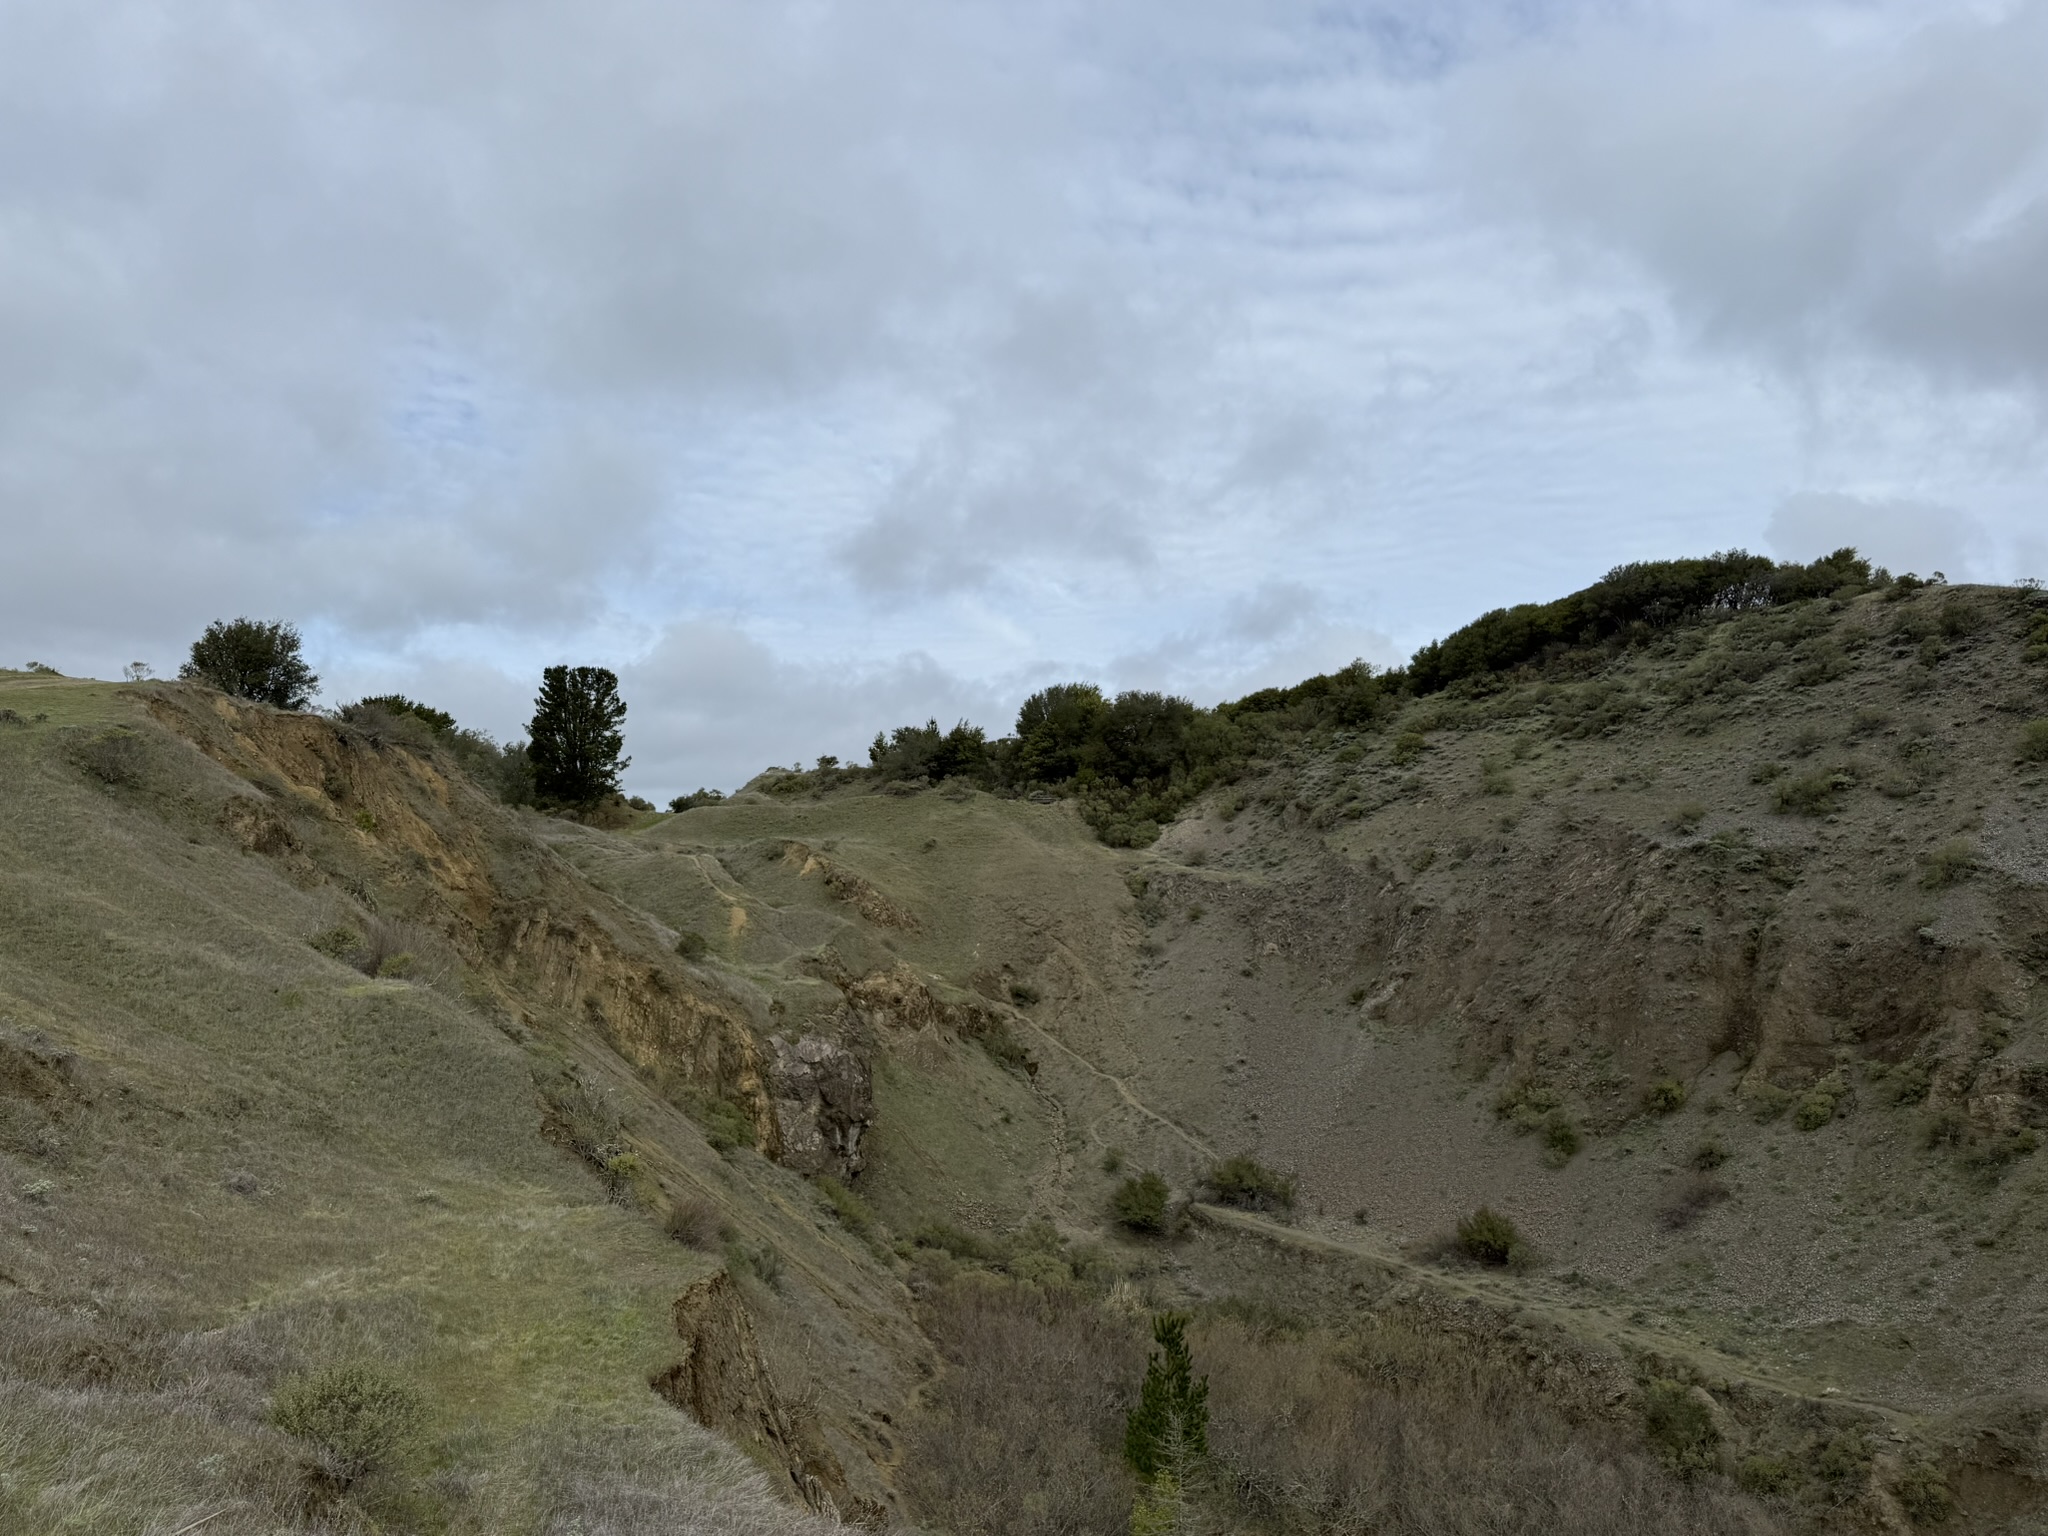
left=1192, top=1314, right=1780, bottom=1535
left=899, top=1273, right=1782, bottom=1536
left=900, top=1276, right=1142, bottom=1536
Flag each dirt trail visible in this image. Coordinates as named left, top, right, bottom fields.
left=1011, top=1010, right=1216, bottom=1163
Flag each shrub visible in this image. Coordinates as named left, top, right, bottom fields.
left=1892, top=1460, right=1955, bottom=1524
left=1101, top=1147, right=1124, bottom=1174
left=271, top=1364, right=424, bottom=1488
left=1666, top=804, right=1706, bottom=834
left=816, top=1174, right=876, bottom=1239
left=1919, top=839, right=1976, bottom=889
left=73, top=730, right=150, bottom=787
left=673, top=930, right=710, bottom=961
left=1794, top=1074, right=1845, bottom=1131
left=1455, top=1206, right=1521, bottom=1266
left=668, top=788, right=726, bottom=812
left=1540, top=1113, right=1581, bottom=1165
left=1390, top=730, right=1426, bottom=764
left=180, top=617, right=319, bottom=709
left=1887, top=1062, right=1932, bottom=1105
left=1962, top=1127, right=2040, bottom=1175
left=340, top=694, right=455, bottom=731
left=1113, top=1171, right=1172, bottom=1234
left=1642, top=1379, right=1719, bottom=1479
left=1691, top=1138, right=1727, bottom=1171
left=1644, top=1078, right=1688, bottom=1115
left=1811, top=1429, right=1869, bottom=1486
left=1203, top=1156, right=1296, bottom=1213
left=725, top=1241, right=783, bottom=1290
left=664, top=1195, right=725, bottom=1250
left=1773, top=766, right=1855, bottom=815
left=1735, top=1454, right=1793, bottom=1496
left=1494, top=1076, right=1560, bottom=1132
left=692, top=1097, right=757, bottom=1154
left=2020, top=720, right=2048, bottom=764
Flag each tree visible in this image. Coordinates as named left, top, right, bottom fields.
left=527, top=665, right=629, bottom=804
left=1124, top=1312, right=1209, bottom=1484
left=179, top=618, right=318, bottom=709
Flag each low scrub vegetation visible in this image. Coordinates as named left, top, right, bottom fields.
left=900, top=1269, right=1778, bottom=1536
left=1112, top=1170, right=1173, bottom=1234
left=1201, top=1155, right=1296, bottom=1213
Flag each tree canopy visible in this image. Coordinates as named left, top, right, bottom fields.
left=179, top=618, right=319, bottom=709
left=527, top=665, right=629, bottom=805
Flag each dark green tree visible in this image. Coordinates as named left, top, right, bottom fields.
left=527, top=665, right=629, bottom=805
left=1124, top=1311, right=1209, bottom=1482
left=179, top=618, right=319, bottom=709
left=1015, top=682, right=1108, bottom=783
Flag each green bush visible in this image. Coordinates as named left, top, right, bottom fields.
left=1643, top=1078, right=1688, bottom=1115
left=1666, top=803, right=1706, bottom=834
left=1455, top=1206, right=1521, bottom=1266
left=1892, top=1459, right=1955, bottom=1524
left=1113, top=1171, right=1172, bottom=1234
left=1494, top=1076, right=1560, bottom=1132
left=1794, top=1074, right=1845, bottom=1131
left=816, top=1175, right=876, bottom=1238
left=1642, top=1379, right=1719, bottom=1479
left=673, top=930, right=710, bottom=961
left=1811, top=1428, right=1869, bottom=1486
left=1540, top=1113, right=1581, bottom=1165
left=1736, top=1454, right=1794, bottom=1495
left=692, top=1096, right=757, bottom=1154
left=1202, top=1156, right=1296, bottom=1213
left=2020, top=720, right=2048, bottom=764
left=271, top=1364, right=424, bottom=1487
left=1691, top=1138, right=1727, bottom=1171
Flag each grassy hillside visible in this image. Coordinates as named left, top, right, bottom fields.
left=0, top=673, right=905, bottom=1535
left=7, top=572, right=2048, bottom=1534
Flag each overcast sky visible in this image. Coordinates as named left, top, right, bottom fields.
left=5, top=1, right=2045, bottom=794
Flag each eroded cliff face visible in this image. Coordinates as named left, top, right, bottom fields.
left=1135, top=818, right=2048, bottom=1140
left=144, top=691, right=859, bottom=1165
left=651, top=1271, right=872, bottom=1520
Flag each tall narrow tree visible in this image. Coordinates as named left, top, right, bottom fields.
left=527, top=665, right=629, bottom=805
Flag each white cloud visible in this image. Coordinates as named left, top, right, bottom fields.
left=4, top=0, right=2044, bottom=784
left=1766, top=491, right=1989, bottom=580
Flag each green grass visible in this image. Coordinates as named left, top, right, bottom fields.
left=0, top=687, right=837, bottom=1534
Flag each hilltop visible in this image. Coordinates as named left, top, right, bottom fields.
left=5, top=567, right=2048, bottom=1534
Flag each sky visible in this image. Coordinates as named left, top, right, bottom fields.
left=4, top=0, right=2045, bottom=795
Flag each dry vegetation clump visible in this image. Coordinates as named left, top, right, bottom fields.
left=901, top=1277, right=1142, bottom=1536
left=270, top=1361, right=425, bottom=1493
left=665, top=1194, right=728, bottom=1251
left=1193, top=1314, right=1776, bottom=1535
left=1202, top=1154, right=1296, bottom=1213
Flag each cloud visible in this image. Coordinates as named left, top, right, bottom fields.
left=1448, top=2, right=2048, bottom=394
left=620, top=622, right=1007, bottom=794
left=1766, top=491, right=1989, bottom=580
left=6, top=0, right=2046, bottom=789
